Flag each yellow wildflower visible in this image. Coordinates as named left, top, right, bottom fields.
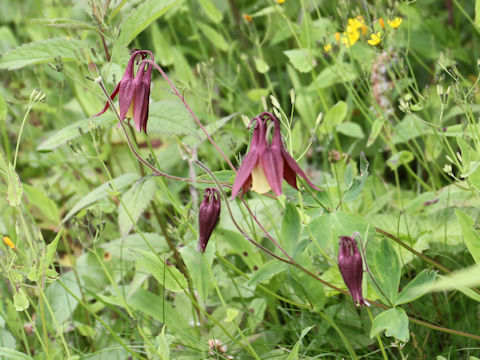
left=334, top=32, right=341, bottom=43
left=378, top=17, right=385, bottom=29
left=243, top=14, right=253, bottom=22
left=343, top=30, right=360, bottom=47
left=277, top=0, right=285, bottom=3
left=323, top=44, right=332, bottom=52
left=387, top=17, right=402, bottom=29
left=367, top=32, right=382, bottom=46
left=3, top=236, right=15, bottom=249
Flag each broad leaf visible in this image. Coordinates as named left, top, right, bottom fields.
left=395, top=269, right=436, bottom=305
left=370, top=307, right=410, bottom=342
left=118, top=178, right=157, bottom=236
left=247, top=261, right=289, bottom=286
left=117, top=0, right=179, bottom=47
left=37, top=113, right=115, bottom=151
left=455, top=209, right=480, bottom=265
left=281, top=202, right=301, bottom=257
left=198, top=0, right=223, bottom=23
left=23, top=183, right=59, bottom=223
left=0, top=38, right=86, bottom=70
left=134, top=249, right=187, bottom=292
left=284, top=49, right=314, bottom=73
left=62, top=173, right=140, bottom=222
left=198, top=23, right=229, bottom=52
left=373, top=238, right=400, bottom=304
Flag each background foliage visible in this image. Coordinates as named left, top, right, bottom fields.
left=1, top=0, right=480, bottom=359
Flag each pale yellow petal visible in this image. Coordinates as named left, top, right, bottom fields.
left=251, top=163, right=271, bottom=194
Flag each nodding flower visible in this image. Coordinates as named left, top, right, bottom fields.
left=94, top=49, right=154, bottom=133
left=231, top=112, right=321, bottom=198
left=198, top=188, right=221, bottom=253
left=338, top=234, right=367, bottom=307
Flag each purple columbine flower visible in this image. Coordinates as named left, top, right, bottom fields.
left=94, top=49, right=154, bottom=133
left=231, top=112, right=321, bottom=198
left=198, top=188, right=221, bottom=252
left=338, top=234, right=367, bottom=307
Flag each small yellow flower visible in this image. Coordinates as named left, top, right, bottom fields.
left=367, top=32, right=382, bottom=46
left=3, top=236, right=15, bottom=249
left=323, top=44, right=332, bottom=52
left=277, top=0, right=285, bottom=3
left=387, top=17, right=402, bottom=29
left=334, top=32, right=341, bottom=42
left=378, top=17, right=385, bottom=29
left=243, top=14, right=253, bottom=22
left=344, top=30, right=360, bottom=47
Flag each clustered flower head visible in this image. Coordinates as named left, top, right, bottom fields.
left=325, top=15, right=402, bottom=51
left=198, top=188, right=221, bottom=253
left=338, top=234, right=367, bottom=307
left=231, top=112, right=321, bottom=198
left=94, top=49, right=154, bottom=133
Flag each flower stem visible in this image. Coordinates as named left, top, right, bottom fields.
left=142, top=59, right=237, bottom=173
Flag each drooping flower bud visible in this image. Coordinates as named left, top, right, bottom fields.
left=198, top=188, right=221, bottom=252
left=338, top=234, right=366, bottom=307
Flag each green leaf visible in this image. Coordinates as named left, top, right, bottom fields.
left=373, top=238, right=400, bottom=304
left=198, top=23, right=229, bottom=52
left=146, top=100, right=196, bottom=136
left=309, top=63, right=357, bottom=90
left=0, top=38, right=86, bottom=70
left=62, top=173, right=140, bottom=222
left=287, top=325, right=315, bottom=360
left=156, top=327, right=170, bottom=360
left=198, top=0, right=223, bottom=23
left=476, top=0, right=480, bottom=27
left=13, top=289, right=29, bottom=312
left=254, top=57, right=270, bottom=74
left=455, top=209, right=480, bottom=265
left=45, top=272, right=82, bottom=328
left=0, top=92, right=7, bottom=121
left=23, top=183, right=59, bottom=223
left=101, top=233, right=170, bottom=260
left=367, top=118, right=384, bottom=147
left=395, top=269, right=436, bottom=305
left=45, top=229, right=63, bottom=272
left=421, top=264, right=480, bottom=293
left=336, top=122, right=364, bottom=139
left=6, top=161, right=22, bottom=207
left=284, top=49, right=314, bottom=73
left=387, top=150, right=414, bottom=171
left=29, top=18, right=97, bottom=31
left=127, top=289, right=188, bottom=332
left=370, top=307, right=409, bottom=342
left=180, top=246, right=212, bottom=302
left=118, top=178, right=156, bottom=237
left=281, top=202, right=301, bottom=257
left=320, top=101, right=347, bottom=134
left=343, top=154, right=369, bottom=203
left=0, top=347, right=33, bottom=360
left=37, top=113, right=116, bottom=151
left=117, top=0, right=180, bottom=47
left=247, top=261, right=289, bottom=286
left=134, top=249, right=187, bottom=292
left=0, top=153, right=23, bottom=207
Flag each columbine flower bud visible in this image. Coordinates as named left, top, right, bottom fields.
left=198, top=188, right=221, bottom=252
left=338, top=234, right=366, bottom=307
